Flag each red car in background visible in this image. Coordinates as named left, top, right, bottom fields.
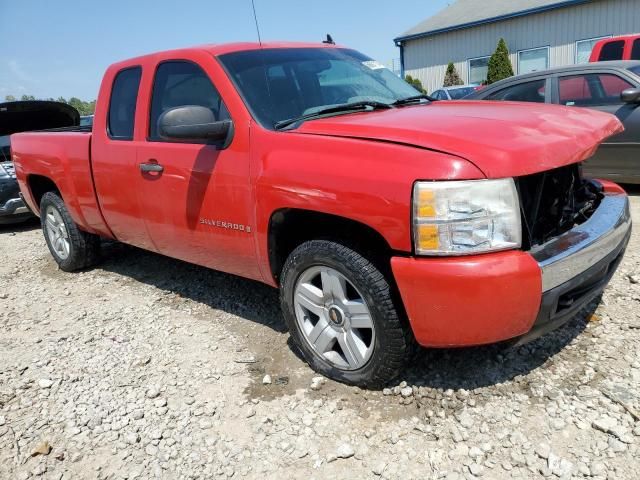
left=590, top=34, right=640, bottom=62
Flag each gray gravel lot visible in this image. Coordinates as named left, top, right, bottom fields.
left=1, top=195, right=640, bottom=480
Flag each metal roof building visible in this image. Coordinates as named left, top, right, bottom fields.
left=395, top=0, right=640, bottom=93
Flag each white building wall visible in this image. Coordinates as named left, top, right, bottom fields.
left=402, top=0, right=640, bottom=93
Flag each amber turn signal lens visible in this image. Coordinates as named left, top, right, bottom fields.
left=417, top=224, right=439, bottom=250
left=417, top=189, right=436, bottom=217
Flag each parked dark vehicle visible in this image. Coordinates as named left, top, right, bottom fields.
left=0, top=101, right=80, bottom=224
left=467, top=61, right=640, bottom=183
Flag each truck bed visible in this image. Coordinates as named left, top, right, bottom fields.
left=40, top=125, right=92, bottom=133
left=10, top=130, right=112, bottom=237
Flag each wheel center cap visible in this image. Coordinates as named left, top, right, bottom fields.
left=328, top=306, right=344, bottom=326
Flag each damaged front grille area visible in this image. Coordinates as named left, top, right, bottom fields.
left=516, top=164, right=602, bottom=250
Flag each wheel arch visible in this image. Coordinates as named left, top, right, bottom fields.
left=267, top=208, right=397, bottom=285
left=26, top=174, right=60, bottom=210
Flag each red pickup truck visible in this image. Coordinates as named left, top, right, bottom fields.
left=11, top=42, right=631, bottom=386
left=590, top=34, right=640, bottom=62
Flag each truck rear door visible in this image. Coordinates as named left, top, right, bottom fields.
left=134, top=53, right=261, bottom=280
left=91, top=65, right=158, bottom=251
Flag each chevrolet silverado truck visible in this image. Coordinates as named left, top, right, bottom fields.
left=11, top=43, right=632, bottom=387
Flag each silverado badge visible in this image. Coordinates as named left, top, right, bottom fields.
left=199, top=218, right=252, bottom=233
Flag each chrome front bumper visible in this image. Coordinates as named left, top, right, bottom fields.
left=531, top=194, right=631, bottom=292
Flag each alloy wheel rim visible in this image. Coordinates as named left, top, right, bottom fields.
left=45, top=205, right=70, bottom=260
left=293, top=266, right=375, bottom=371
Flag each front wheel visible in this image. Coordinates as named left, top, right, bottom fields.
left=280, top=240, right=413, bottom=387
left=40, top=192, right=101, bottom=272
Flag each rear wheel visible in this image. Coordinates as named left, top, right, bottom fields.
left=40, top=192, right=100, bottom=271
left=280, top=240, right=413, bottom=387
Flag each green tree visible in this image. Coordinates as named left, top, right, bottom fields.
left=443, top=62, right=463, bottom=87
left=404, top=74, right=427, bottom=94
left=66, top=97, right=96, bottom=115
left=20, top=94, right=36, bottom=101
left=67, top=97, right=84, bottom=114
left=487, top=38, right=514, bottom=84
left=4, top=95, right=16, bottom=102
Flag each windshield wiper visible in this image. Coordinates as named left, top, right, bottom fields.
left=391, top=94, right=436, bottom=106
left=274, top=101, right=393, bottom=130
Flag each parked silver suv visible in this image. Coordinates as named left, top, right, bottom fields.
left=431, top=83, right=482, bottom=100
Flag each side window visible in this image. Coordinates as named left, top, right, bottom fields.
left=108, top=67, right=142, bottom=140
left=432, top=90, right=444, bottom=100
left=631, top=39, right=640, bottom=60
left=599, top=41, right=625, bottom=61
left=486, top=80, right=546, bottom=103
left=149, top=61, right=230, bottom=141
left=559, top=76, right=590, bottom=105
left=468, top=57, right=490, bottom=85
left=576, top=37, right=609, bottom=64
left=559, top=74, right=633, bottom=106
left=600, top=74, right=634, bottom=97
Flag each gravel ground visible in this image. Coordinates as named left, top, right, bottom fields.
left=1, top=195, right=640, bottom=480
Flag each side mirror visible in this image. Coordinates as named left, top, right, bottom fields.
left=158, top=105, right=233, bottom=145
left=621, top=88, right=640, bottom=104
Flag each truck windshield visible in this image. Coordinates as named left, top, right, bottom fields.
left=218, top=48, right=421, bottom=129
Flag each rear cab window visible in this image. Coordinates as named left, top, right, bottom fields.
left=108, top=67, right=142, bottom=140
left=632, top=39, right=640, bottom=60
left=148, top=60, right=230, bottom=142
left=598, top=40, right=625, bottom=61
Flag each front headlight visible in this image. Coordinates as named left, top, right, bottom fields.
left=413, top=178, right=521, bottom=255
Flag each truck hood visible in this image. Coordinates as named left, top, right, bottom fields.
left=294, top=101, right=623, bottom=178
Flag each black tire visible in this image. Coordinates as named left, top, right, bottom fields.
left=280, top=240, right=414, bottom=388
left=40, top=192, right=101, bottom=272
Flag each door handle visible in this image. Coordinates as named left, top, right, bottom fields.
left=140, top=162, right=164, bottom=173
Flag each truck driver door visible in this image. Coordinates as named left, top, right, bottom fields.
left=135, top=57, right=261, bottom=280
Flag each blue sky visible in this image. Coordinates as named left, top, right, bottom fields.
left=0, top=0, right=450, bottom=100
